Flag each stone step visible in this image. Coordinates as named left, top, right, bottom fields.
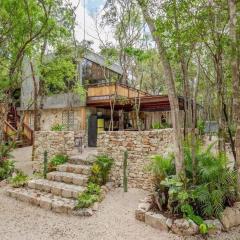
left=28, top=179, right=85, bottom=199
left=6, top=187, right=77, bottom=214
left=47, top=171, right=88, bottom=186
left=68, top=155, right=96, bottom=165
left=57, top=163, right=91, bottom=175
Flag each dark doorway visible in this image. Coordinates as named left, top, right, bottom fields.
left=88, top=114, right=97, bottom=147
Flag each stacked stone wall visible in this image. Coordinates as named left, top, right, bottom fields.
left=33, top=131, right=74, bottom=172
left=97, top=129, right=174, bottom=190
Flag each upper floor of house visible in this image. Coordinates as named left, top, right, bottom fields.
left=20, top=49, right=149, bottom=110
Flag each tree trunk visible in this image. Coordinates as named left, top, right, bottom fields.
left=137, top=1, right=184, bottom=174
left=30, top=60, right=41, bottom=131
left=228, top=0, right=240, bottom=195
left=173, top=0, right=191, bottom=138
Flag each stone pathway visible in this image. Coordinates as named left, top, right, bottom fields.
left=12, top=146, right=33, bottom=175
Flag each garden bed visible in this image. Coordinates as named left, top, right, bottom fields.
left=135, top=194, right=240, bottom=236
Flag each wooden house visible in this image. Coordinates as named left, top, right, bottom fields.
left=5, top=50, right=187, bottom=147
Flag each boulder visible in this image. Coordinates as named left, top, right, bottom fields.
left=73, top=208, right=93, bottom=217
left=138, top=202, right=152, bottom=212
left=135, top=208, right=146, bottom=222
left=205, top=219, right=222, bottom=235
left=92, top=202, right=99, bottom=211
left=0, top=179, right=7, bottom=187
left=105, top=182, right=115, bottom=190
left=171, top=219, right=198, bottom=236
left=145, top=212, right=168, bottom=231
left=166, top=218, right=173, bottom=228
left=220, top=207, right=240, bottom=230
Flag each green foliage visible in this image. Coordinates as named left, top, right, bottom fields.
left=147, top=154, right=175, bottom=185
left=0, top=160, right=15, bottom=181
left=0, top=142, right=15, bottom=162
left=48, top=154, right=68, bottom=172
left=51, top=124, right=65, bottom=131
left=197, top=120, right=205, bottom=135
left=76, top=183, right=101, bottom=209
left=41, top=54, right=76, bottom=95
left=10, top=171, right=28, bottom=188
left=86, top=182, right=101, bottom=195
left=199, top=223, right=208, bottom=235
left=148, top=140, right=237, bottom=220
left=89, top=155, right=113, bottom=185
left=151, top=122, right=171, bottom=129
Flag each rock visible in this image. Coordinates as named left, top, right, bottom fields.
left=205, top=219, right=222, bottom=235
left=73, top=208, right=93, bottom=217
left=135, top=208, right=146, bottom=222
left=220, top=207, right=240, bottom=230
left=166, top=218, right=173, bottom=228
left=139, top=195, right=153, bottom=204
left=92, top=202, right=99, bottom=211
left=233, top=202, right=240, bottom=209
left=145, top=212, right=168, bottom=231
left=138, top=202, right=151, bottom=212
left=0, top=179, right=7, bottom=187
left=171, top=219, right=198, bottom=236
left=105, top=182, right=114, bottom=190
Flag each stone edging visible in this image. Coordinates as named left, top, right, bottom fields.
left=135, top=194, right=240, bottom=236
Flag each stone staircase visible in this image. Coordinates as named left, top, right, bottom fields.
left=6, top=151, right=97, bottom=214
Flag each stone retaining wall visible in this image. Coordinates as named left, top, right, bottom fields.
left=33, top=131, right=74, bottom=172
left=97, top=129, right=174, bottom=190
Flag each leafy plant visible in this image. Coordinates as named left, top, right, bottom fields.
left=148, top=139, right=237, bottom=220
left=86, top=182, right=101, bottom=195
left=197, top=120, right=205, bottom=135
left=90, top=155, right=113, bottom=185
left=48, top=154, right=68, bottom=172
left=10, top=171, right=28, bottom=188
left=147, top=154, right=175, bottom=185
left=76, top=192, right=99, bottom=208
left=51, top=124, right=65, bottom=131
left=76, top=183, right=101, bottom=209
left=0, top=142, right=15, bottom=162
left=0, top=160, right=15, bottom=181
left=151, top=122, right=170, bottom=129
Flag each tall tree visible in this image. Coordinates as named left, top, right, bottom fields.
left=137, top=0, right=184, bottom=174
left=228, top=0, right=240, bottom=194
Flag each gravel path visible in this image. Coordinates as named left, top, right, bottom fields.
left=0, top=187, right=180, bottom=240
left=3, top=146, right=240, bottom=240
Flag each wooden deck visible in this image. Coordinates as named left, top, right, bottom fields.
left=86, top=83, right=150, bottom=103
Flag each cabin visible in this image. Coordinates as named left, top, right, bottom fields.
left=4, top=50, right=187, bottom=147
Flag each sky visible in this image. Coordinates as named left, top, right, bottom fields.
left=72, top=0, right=113, bottom=52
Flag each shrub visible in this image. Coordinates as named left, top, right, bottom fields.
left=51, top=124, right=65, bottom=131
left=89, top=155, right=113, bottom=185
left=151, top=122, right=171, bottom=129
left=10, top=171, right=28, bottom=188
left=0, top=142, right=15, bottom=162
left=147, top=154, right=175, bottom=187
left=48, top=154, right=68, bottom=172
left=148, top=140, right=237, bottom=220
left=0, top=160, right=15, bottom=181
left=197, top=120, right=205, bottom=135
left=76, top=183, right=101, bottom=209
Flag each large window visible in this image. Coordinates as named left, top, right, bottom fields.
left=62, top=111, right=74, bottom=130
